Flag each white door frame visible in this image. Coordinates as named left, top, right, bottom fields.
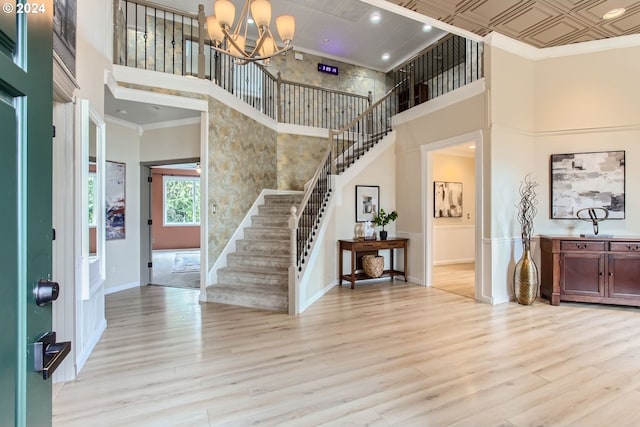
left=421, top=130, right=487, bottom=302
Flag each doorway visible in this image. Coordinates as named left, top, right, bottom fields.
left=422, top=130, right=485, bottom=301
left=430, top=144, right=476, bottom=299
left=140, top=159, right=201, bottom=289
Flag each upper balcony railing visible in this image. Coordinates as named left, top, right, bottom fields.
left=113, top=0, right=372, bottom=128
left=390, top=34, right=484, bottom=112
left=114, top=0, right=483, bottom=132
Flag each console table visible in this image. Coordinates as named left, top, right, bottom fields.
left=540, top=235, right=640, bottom=307
left=338, top=238, right=408, bottom=289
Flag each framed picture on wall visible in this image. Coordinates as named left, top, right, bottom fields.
left=355, top=185, right=379, bottom=222
left=550, top=150, right=625, bottom=219
left=434, top=181, right=463, bottom=218
left=105, top=161, right=126, bottom=239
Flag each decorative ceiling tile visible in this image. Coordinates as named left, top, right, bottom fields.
left=389, top=0, right=640, bottom=48
left=601, top=8, right=640, bottom=32
left=496, top=3, right=561, bottom=36
left=559, top=27, right=617, bottom=44
left=529, top=19, right=583, bottom=45
left=462, top=0, right=527, bottom=26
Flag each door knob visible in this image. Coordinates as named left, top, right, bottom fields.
left=34, top=279, right=59, bottom=306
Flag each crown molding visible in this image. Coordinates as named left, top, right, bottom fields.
left=485, top=32, right=640, bottom=60
left=104, top=114, right=142, bottom=135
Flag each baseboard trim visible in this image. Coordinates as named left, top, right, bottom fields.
left=105, top=281, right=140, bottom=295
left=76, top=319, right=106, bottom=374
left=433, top=258, right=475, bottom=266
left=300, top=280, right=338, bottom=313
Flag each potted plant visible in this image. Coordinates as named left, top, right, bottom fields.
left=373, top=208, right=398, bottom=240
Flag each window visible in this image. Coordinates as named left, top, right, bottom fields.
left=163, top=176, right=201, bottom=226
left=88, top=172, right=97, bottom=227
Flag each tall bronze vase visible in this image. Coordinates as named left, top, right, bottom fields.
left=514, top=245, right=538, bottom=305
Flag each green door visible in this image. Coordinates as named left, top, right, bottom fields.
left=0, top=2, right=55, bottom=426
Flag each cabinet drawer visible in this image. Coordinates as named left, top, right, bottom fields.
left=357, top=242, right=381, bottom=250
left=384, top=241, right=405, bottom=249
left=610, top=242, right=640, bottom=252
left=560, top=241, right=605, bottom=251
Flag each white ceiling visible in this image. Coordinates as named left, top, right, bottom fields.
left=150, top=0, right=447, bottom=71
left=104, top=89, right=200, bottom=125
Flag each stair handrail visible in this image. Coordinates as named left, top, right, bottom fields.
left=292, top=83, right=402, bottom=271
left=293, top=143, right=333, bottom=263
left=332, top=83, right=398, bottom=136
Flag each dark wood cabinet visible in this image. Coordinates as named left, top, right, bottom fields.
left=540, top=236, right=640, bottom=306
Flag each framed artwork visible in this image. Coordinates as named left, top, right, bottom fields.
left=105, top=161, right=126, bottom=240
left=53, top=0, right=77, bottom=76
left=550, top=150, right=625, bottom=219
left=355, top=185, right=379, bottom=222
left=434, top=181, right=463, bottom=218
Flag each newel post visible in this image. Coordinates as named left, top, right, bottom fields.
left=288, top=206, right=298, bottom=315
left=277, top=72, right=283, bottom=123
left=197, top=4, right=206, bottom=79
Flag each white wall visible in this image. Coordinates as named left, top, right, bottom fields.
left=432, top=152, right=475, bottom=264
left=140, top=123, right=201, bottom=161
left=532, top=45, right=640, bottom=237
left=297, top=135, right=397, bottom=312
left=336, top=144, right=398, bottom=274
left=52, top=0, right=114, bottom=382
left=104, top=122, right=142, bottom=293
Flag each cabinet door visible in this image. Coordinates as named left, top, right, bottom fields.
left=608, top=254, right=640, bottom=299
left=560, top=253, right=605, bottom=297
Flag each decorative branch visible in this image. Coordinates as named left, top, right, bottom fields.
left=516, top=173, right=539, bottom=250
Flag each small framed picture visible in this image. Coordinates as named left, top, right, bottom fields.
left=355, top=185, right=379, bottom=223
left=434, top=181, right=463, bottom=218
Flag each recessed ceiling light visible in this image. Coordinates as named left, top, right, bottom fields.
left=422, top=24, right=432, bottom=32
left=323, top=38, right=330, bottom=43
left=381, top=53, right=390, bottom=61
left=603, top=8, right=625, bottom=20
left=370, top=12, right=381, bottom=24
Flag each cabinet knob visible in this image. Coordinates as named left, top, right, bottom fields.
left=609, top=272, right=614, bottom=277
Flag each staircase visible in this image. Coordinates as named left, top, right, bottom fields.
left=206, top=193, right=304, bottom=312
left=336, top=130, right=390, bottom=173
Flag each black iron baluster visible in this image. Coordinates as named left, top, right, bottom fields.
left=144, top=5, right=148, bottom=70
left=154, top=8, right=157, bottom=71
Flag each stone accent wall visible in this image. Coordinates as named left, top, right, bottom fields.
left=269, top=50, right=393, bottom=102
left=277, top=133, right=329, bottom=191
left=208, top=97, right=278, bottom=265
left=115, top=9, right=199, bottom=76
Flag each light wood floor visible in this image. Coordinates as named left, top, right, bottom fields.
left=53, top=282, right=640, bottom=426
left=432, top=262, right=475, bottom=299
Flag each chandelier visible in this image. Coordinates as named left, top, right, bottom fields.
left=206, top=0, right=295, bottom=65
